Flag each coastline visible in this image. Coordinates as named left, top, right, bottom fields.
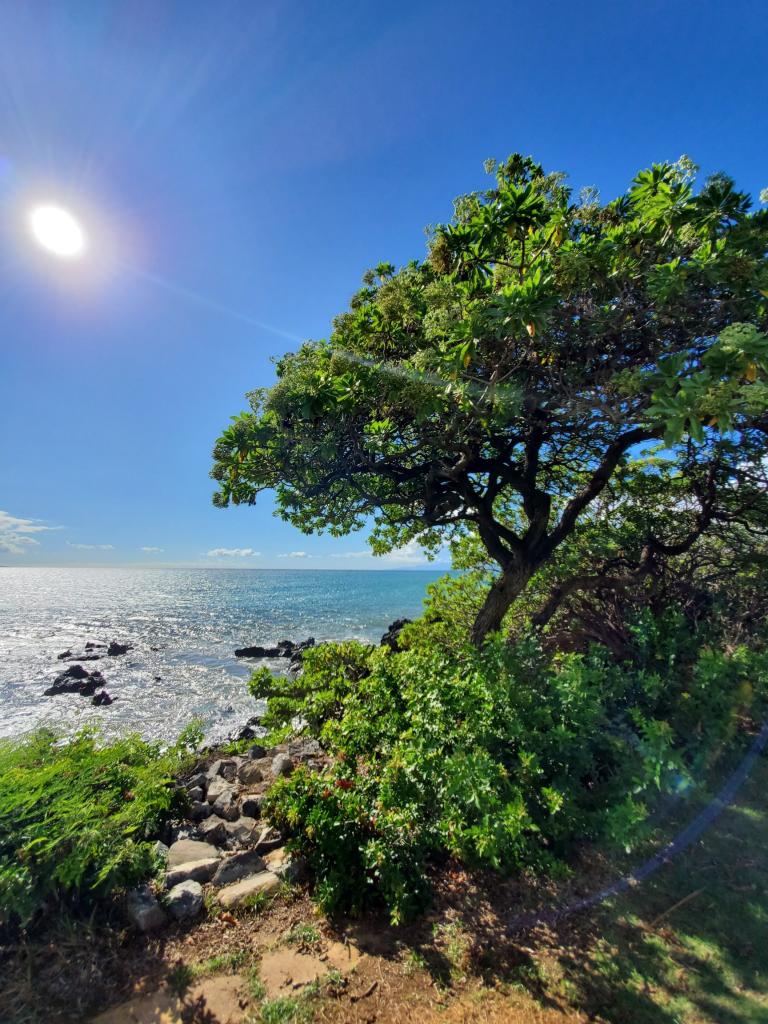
left=0, top=566, right=435, bottom=743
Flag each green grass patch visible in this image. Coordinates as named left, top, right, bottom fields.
left=284, top=922, right=320, bottom=946
left=540, top=748, right=768, bottom=1023
left=257, top=995, right=313, bottom=1023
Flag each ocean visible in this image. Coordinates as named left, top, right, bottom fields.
left=0, top=567, right=443, bottom=744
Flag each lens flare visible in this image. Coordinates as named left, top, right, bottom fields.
left=29, top=205, right=86, bottom=258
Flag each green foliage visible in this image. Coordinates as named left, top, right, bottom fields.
left=212, top=153, right=768, bottom=642
left=0, top=728, right=196, bottom=925
left=248, top=641, right=373, bottom=734
left=261, top=620, right=767, bottom=922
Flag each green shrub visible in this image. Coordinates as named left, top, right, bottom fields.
left=0, top=727, right=198, bottom=925
left=262, top=622, right=767, bottom=922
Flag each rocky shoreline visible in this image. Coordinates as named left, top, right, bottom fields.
left=35, top=618, right=414, bottom=935
left=38, top=618, right=413, bottom=731
left=127, top=737, right=326, bottom=932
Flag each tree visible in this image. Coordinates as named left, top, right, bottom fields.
left=212, top=155, right=768, bottom=645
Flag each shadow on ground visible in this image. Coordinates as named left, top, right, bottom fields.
left=376, top=745, right=768, bottom=1024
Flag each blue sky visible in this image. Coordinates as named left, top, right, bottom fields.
left=1, top=0, right=765, bottom=568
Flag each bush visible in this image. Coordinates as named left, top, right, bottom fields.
left=261, top=620, right=767, bottom=922
left=0, top=726, right=200, bottom=925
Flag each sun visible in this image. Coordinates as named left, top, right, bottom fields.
left=29, top=204, right=86, bottom=258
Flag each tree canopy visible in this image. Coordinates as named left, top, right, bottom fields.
left=212, top=155, right=768, bottom=644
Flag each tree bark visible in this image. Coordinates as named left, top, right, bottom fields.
left=470, top=564, right=533, bottom=646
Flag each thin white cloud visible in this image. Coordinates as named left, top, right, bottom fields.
left=379, top=539, right=447, bottom=565
left=140, top=546, right=164, bottom=553
left=206, top=547, right=260, bottom=558
left=67, top=542, right=115, bottom=551
left=331, top=550, right=373, bottom=559
left=278, top=551, right=308, bottom=558
left=0, top=510, right=61, bottom=555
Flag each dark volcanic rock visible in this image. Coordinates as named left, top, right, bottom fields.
left=60, top=664, right=90, bottom=680
left=235, top=637, right=315, bottom=660
left=44, top=665, right=109, bottom=698
left=57, top=649, right=101, bottom=662
left=380, top=618, right=412, bottom=651
left=236, top=716, right=267, bottom=742
left=234, top=645, right=278, bottom=658
left=107, top=641, right=132, bottom=656
left=92, top=689, right=115, bottom=706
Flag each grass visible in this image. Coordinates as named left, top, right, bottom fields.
left=256, top=995, right=313, bottom=1023
left=530, top=743, right=768, bottom=1023
left=191, top=949, right=249, bottom=978
left=241, top=890, right=274, bottom=914
left=284, top=922, right=321, bottom=947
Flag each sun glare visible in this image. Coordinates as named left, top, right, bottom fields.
left=29, top=204, right=86, bottom=258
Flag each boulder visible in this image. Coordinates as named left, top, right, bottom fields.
left=206, top=775, right=233, bottom=804
left=217, top=871, right=281, bottom=908
left=234, top=638, right=314, bottom=659
left=199, top=816, right=228, bottom=845
left=223, top=817, right=258, bottom=845
left=126, top=885, right=167, bottom=932
left=289, top=739, right=322, bottom=762
left=234, top=645, right=280, bottom=658
left=237, top=717, right=266, bottom=741
left=380, top=618, right=412, bottom=651
left=44, top=665, right=106, bottom=697
left=211, top=850, right=266, bottom=887
left=91, top=690, right=115, bottom=706
left=168, top=838, right=221, bottom=867
left=272, top=754, right=293, bottom=778
left=264, top=848, right=307, bottom=883
left=212, top=788, right=240, bottom=822
left=185, top=772, right=208, bottom=791
left=166, top=880, right=203, bottom=921
left=60, top=664, right=90, bottom=679
left=237, top=762, right=263, bottom=785
left=207, top=759, right=237, bottom=783
left=189, top=800, right=212, bottom=822
left=107, top=641, right=132, bottom=656
left=254, top=825, right=284, bottom=852
left=248, top=744, right=267, bottom=760
left=187, top=786, right=204, bottom=803
left=240, top=794, right=265, bottom=818
left=165, top=858, right=219, bottom=887
left=288, top=638, right=315, bottom=668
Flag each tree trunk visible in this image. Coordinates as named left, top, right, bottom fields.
left=470, top=565, right=533, bottom=646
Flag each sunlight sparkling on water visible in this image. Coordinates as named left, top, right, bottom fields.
left=0, top=567, right=440, bottom=743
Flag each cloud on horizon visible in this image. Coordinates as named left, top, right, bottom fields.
left=140, top=546, right=164, bottom=553
left=206, top=547, right=260, bottom=558
left=0, top=510, right=62, bottom=555
left=67, top=542, right=115, bottom=551
left=278, top=551, right=308, bottom=558
left=378, top=539, right=444, bottom=565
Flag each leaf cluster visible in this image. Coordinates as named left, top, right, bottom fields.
left=260, top=618, right=767, bottom=922
left=0, top=728, right=197, bottom=925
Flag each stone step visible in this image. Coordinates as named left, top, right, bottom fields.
left=217, top=870, right=281, bottom=908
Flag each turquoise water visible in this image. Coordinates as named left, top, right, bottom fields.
left=0, top=567, right=443, bottom=743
